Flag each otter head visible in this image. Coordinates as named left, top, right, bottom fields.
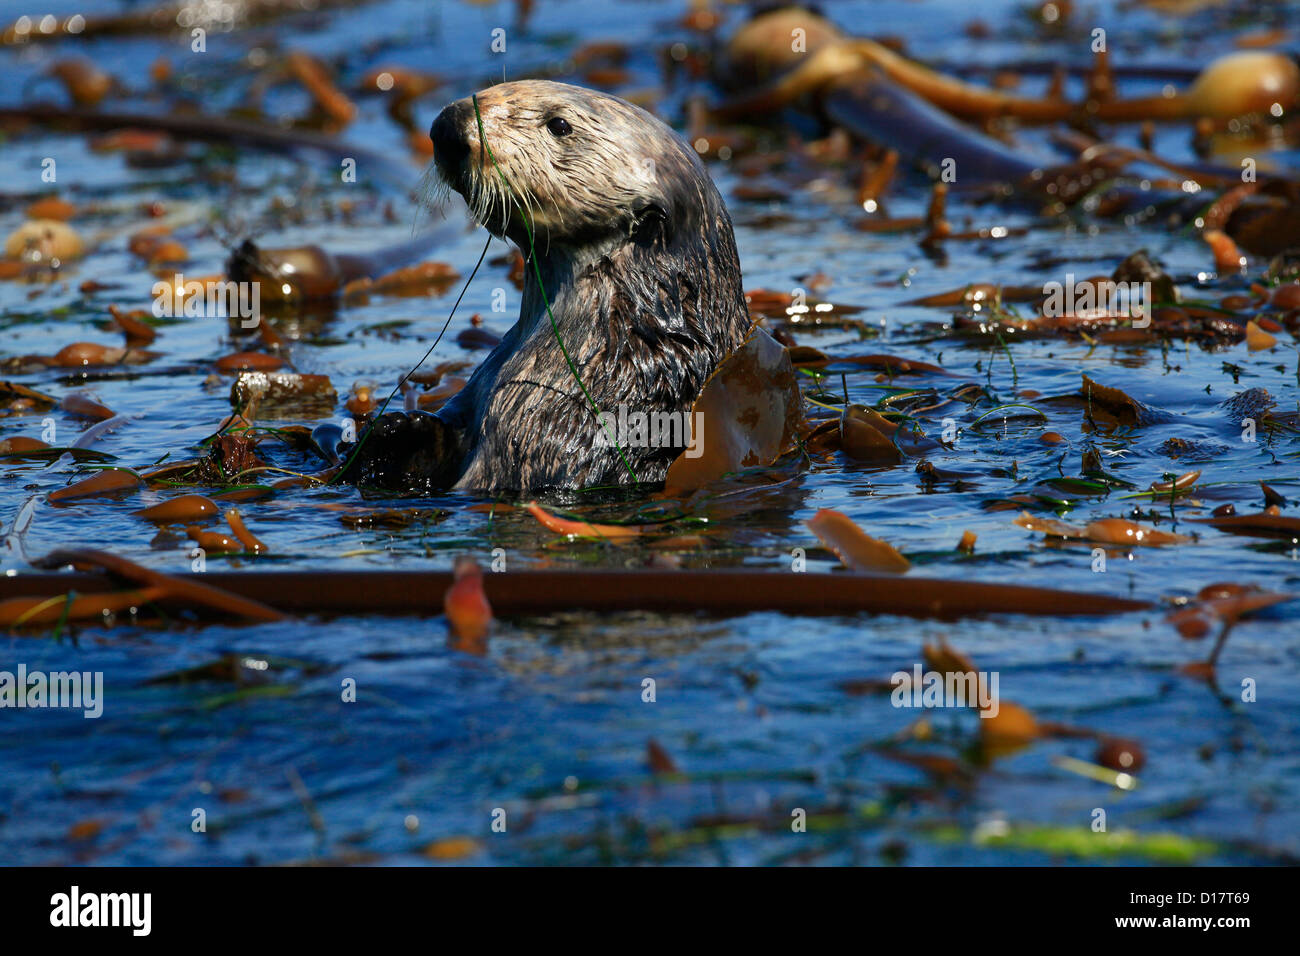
left=430, top=80, right=710, bottom=254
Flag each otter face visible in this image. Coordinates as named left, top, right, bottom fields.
left=429, top=80, right=705, bottom=250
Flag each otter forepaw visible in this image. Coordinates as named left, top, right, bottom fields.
left=336, top=411, right=462, bottom=491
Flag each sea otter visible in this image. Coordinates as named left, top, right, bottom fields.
left=340, top=80, right=753, bottom=492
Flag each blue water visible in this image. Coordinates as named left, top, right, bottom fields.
left=0, top=0, right=1297, bottom=864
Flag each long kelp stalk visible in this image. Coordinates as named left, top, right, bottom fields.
left=2, top=567, right=1150, bottom=620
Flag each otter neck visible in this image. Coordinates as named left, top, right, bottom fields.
left=516, top=235, right=625, bottom=338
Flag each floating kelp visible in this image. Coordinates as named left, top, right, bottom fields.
left=29, top=549, right=285, bottom=622
left=525, top=502, right=647, bottom=541
left=1014, top=511, right=1194, bottom=546
left=3, top=219, right=84, bottom=261
left=227, top=236, right=457, bottom=306
left=338, top=507, right=450, bottom=529
left=342, top=261, right=460, bottom=301
left=48, top=468, right=143, bottom=503
left=807, top=508, right=911, bottom=573
left=0, top=103, right=425, bottom=199
left=720, top=9, right=1299, bottom=125
left=1166, top=583, right=1294, bottom=639
left=283, top=50, right=356, bottom=128
left=838, top=405, right=904, bottom=464
left=662, top=326, right=803, bottom=495
left=443, top=555, right=492, bottom=654
left=0, top=567, right=1152, bottom=619
left=59, top=392, right=117, bottom=421
left=412, top=376, right=467, bottom=412
left=105, top=305, right=158, bottom=345
left=186, top=525, right=244, bottom=556
left=788, top=349, right=948, bottom=375
left=0, top=380, right=58, bottom=412
left=0, top=436, right=50, bottom=456
left=0, top=587, right=165, bottom=628
left=225, top=509, right=268, bottom=553
left=1078, top=375, right=1173, bottom=427
left=230, top=371, right=337, bottom=419
left=135, top=493, right=220, bottom=523
left=1187, top=511, right=1300, bottom=539
left=214, top=352, right=284, bottom=373
left=712, top=6, right=1300, bottom=255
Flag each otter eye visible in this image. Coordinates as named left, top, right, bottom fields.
left=546, top=116, right=573, bottom=137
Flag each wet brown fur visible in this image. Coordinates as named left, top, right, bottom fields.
left=344, top=80, right=752, bottom=493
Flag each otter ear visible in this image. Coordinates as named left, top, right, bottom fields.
left=630, top=200, right=670, bottom=245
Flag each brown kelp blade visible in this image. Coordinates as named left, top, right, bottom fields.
left=1188, top=512, right=1300, bottom=539
left=819, top=72, right=1195, bottom=218
left=663, top=325, right=802, bottom=495
left=33, top=549, right=285, bottom=623
left=0, top=587, right=168, bottom=627
left=0, top=569, right=1148, bottom=620
left=0, top=104, right=419, bottom=194
left=822, top=72, right=1037, bottom=187
left=807, top=508, right=910, bottom=573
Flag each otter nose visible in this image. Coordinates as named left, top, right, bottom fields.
left=430, top=100, right=471, bottom=168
